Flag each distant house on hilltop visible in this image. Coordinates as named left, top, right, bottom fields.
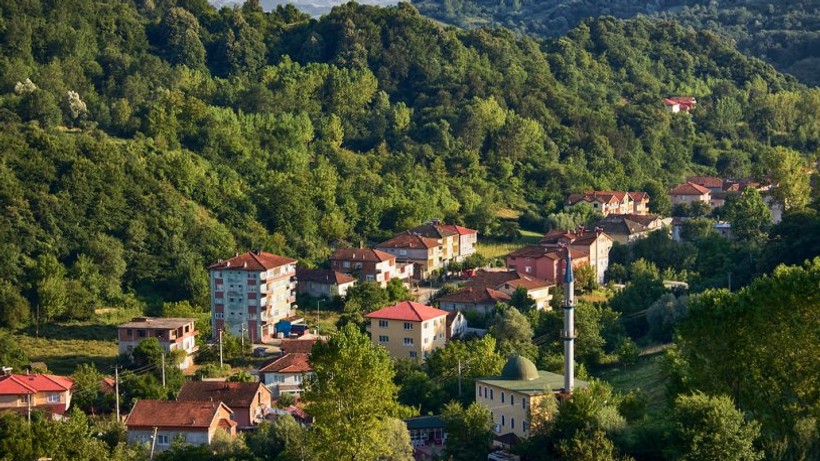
left=670, top=182, right=711, bottom=207
left=664, top=96, right=696, bottom=113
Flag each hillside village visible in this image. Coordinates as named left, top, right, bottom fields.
left=2, top=176, right=815, bottom=461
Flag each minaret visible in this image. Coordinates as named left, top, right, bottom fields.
left=562, top=247, right=575, bottom=393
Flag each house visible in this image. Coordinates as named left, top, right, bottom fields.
left=177, top=381, right=272, bottom=429
left=125, top=400, right=236, bottom=450
left=664, top=96, right=696, bottom=113
left=376, top=234, right=445, bottom=280
left=505, top=246, right=589, bottom=283
left=446, top=311, right=467, bottom=339
left=209, top=251, right=298, bottom=343
left=365, top=301, right=449, bottom=361
left=295, top=267, right=356, bottom=299
left=259, top=352, right=313, bottom=398
left=408, top=220, right=479, bottom=262
left=464, top=271, right=554, bottom=311
left=565, top=191, right=650, bottom=216
left=475, top=355, right=586, bottom=439
left=686, top=176, right=724, bottom=193
left=0, top=373, right=74, bottom=417
left=405, top=415, right=447, bottom=457
left=540, top=229, right=613, bottom=284
left=118, top=317, right=198, bottom=369
left=438, top=287, right=511, bottom=315
left=594, top=214, right=666, bottom=245
left=330, top=248, right=413, bottom=287
left=670, top=182, right=711, bottom=207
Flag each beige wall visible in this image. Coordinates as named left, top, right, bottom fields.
left=369, top=315, right=447, bottom=361
left=475, top=382, right=542, bottom=438
left=671, top=194, right=710, bottom=206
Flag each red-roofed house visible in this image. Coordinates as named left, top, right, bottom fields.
left=295, top=267, right=356, bottom=299
left=330, top=248, right=413, bottom=288
left=376, top=234, right=445, bottom=280
left=125, top=400, right=236, bottom=450
left=505, top=246, right=589, bottom=283
left=665, top=96, right=696, bottom=113
left=409, top=220, right=479, bottom=263
left=0, top=374, right=74, bottom=417
left=365, top=301, right=449, bottom=361
left=670, top=182, right=711, bottom=207
left=177, top=381, right=272, bottom=428
left=438, top=287, right=511, bottom=315
left=259, top=353, right=313, bottom=398
left=209, top=251, right=298, bottom=343
left=686, top=176, right=724, bottom=193
left=566, top=191, right=650, bottom=216
left=437, top=224, right=479, bottom=261
left=460, top=270, right=554, bottom=311
left=540, top=229, right=614, bottom=284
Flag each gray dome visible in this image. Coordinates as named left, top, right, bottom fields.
left=501, top=355, right=539, bottom=381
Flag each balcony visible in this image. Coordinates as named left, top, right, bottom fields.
left=560, top=329, right=576, bottom=340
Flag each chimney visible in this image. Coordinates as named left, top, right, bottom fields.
left=562, top=246, right=576, bottom=393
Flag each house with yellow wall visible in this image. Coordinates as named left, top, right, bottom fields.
left=365, top=301, right=449, bottom=361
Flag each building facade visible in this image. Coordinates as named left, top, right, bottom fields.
left=365, top=301, right=449, bottom=361
left=376, top=234, right=444, bottom=280
left=209, top=251, right=297, bottom=343
left=126, top=400, right=236, bottom=450
left=330, top=248, right=413, bottom=287
left=259, top=353, right=313, bottom=398
left=118, top=317, right=198, bottom=369
left=295, top=267, right=356, bottom=299
left=177, top=381, right=272, bottom=429
left=0, top=373, right=74, bottom=417
left=505, top=247, right=589, bottom=283
left=670, top=182, right=711, bottom=206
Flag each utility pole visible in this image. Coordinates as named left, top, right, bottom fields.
left=317, top=299, right=325, bottom=334
left=149, top=426, right=158, bottom=460
left=457, top=360, right=462, bottom=399
left=161, top=353, right=166, bottom=389
left=113, top=365, right=121, bottom=422
left=26, top=394, right=31, bottom=423
left=218, top=328, right=224, bottom=368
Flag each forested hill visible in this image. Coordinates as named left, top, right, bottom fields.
left=0, top=0, right=818, bottom=313
left=412, top=0, right=820, bottom=86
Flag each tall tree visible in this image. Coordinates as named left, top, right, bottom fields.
left=723, top=188, right=772, bottom=243
left=763, top=147, right=810, bottom=211
left=304, top=324, right=409, bottom=460
left=442, top=402, right=494, bottom=461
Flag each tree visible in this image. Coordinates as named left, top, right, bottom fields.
left=643, top=180, right=671, bottom=216
left=557, top=429, right=630, bottom=461
left=386, top=278, right=412, bottom=303
left=382, top=418, right=414, bottom=461
left=680, top=217, right=714, bottom=242
left=646, top=293, right=688, bottom=342
left=508, top=286, right=536, bottom=313
left=304, top=324, right=409, bottom=460
left=723, top=188, right=772, bottom=243
left=490, top=305, right=537, bottom=360
left=442, top=402, right=493, bottom=461
left=425, top=336, right=505, bottom=405
left=71, top=363, right=104, bottom=414
left=159, top=8, right=206, bottom=69
left=763, top=147, right=810, bottom=210
left=609, top=259, right=667, bottom=336
left=0, top=331, right=28, bottom=372
left=247, top=415, right=307, bottom=461
left=671, top=393, right=762, bottom=461
left=344, top=281, right=390, bottom=315
left=131, top=337, right=163, bottom=366
left=0, top=280, right=29, bottom=328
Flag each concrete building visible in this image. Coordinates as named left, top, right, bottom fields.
left=0, top=373, right=74, bottom=417
left=125, top=400, right=236, bottom=450
left=330, top=248, right=413, bottom=287
left=295, top=267, right=356, bottom=299
left=505, top=247, right=588, bottom=283
left=365, top=301, right=449, bottom=361
left=259, top=352, right=313, bottom=398
left=118, top=317, right=198, bottom=369
left=438, top=287, right=511, bottom=315
left=540, top=229, right=613, bottom=284
left=209, top=251, right=297, bottom=344
left=670, top=182, right=711, bottom=207
left=464, top=271, right=554, bottom=311
left=376, top=234, right=445, bottom=280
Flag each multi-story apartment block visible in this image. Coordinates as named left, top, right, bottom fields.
left=409, top=220, right=479, bottom=262
left=118, top=317, right=199, bottom=369
left=376, top=234, right=444, bottom=280
left=539, top=229, right=614, bottom=284
left=209, top=251, right=297, bottom=344
left=330, top=249, right=413, bottom=287
left=365, top=301, right=449, bottom=361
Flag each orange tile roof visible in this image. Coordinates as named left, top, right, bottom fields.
left=670, top=182, right=711, bottom=196
left=209, top=251, right=297, bottom=271
left=259, top=353, right=312, bottom=374
left=365, top=301, right=448, bottom=322
left=378, top=234, right=441, bottom=250
left=686, top=176, right=723, bottom=189
left=296, top=267, right=356, bottom=285
left=280, top=338, right=319, bottom=354
left=438, top=224, right=478, bottom=235
left=438, top=287, right=511, bottom=304
left=177, top=381, right=270, bottom=407
left=331, top=248, right=395, bottom=263
left=125, top=400, right=233, bottom=429
left=0, top=374, right=73, bottom=395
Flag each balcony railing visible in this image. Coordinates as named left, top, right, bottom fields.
left=560, top=329, right=576, bottom=339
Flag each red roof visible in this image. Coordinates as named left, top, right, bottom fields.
left=438, top=224, right=477, bottom=235
left=628, top=191, right=649, bottom=201
left=296, top=267, right=356, bottom=285
left=331, top=248, right=395, bottom=263
left=438, top=287, right=511, bottom=304
left=0, top=374, right=74, bottom=395
left=686, top=176, right=723, bottom=189
left=209, top=251, right=297, bottom=271
left=177, top=381, right=270, bottom=407
left=365, top=301, right=448, bottom=322
left=378, top=234, right=441, bottom=250
left=280, top=338, right=319, bottom=354
left=259, top=353, right=312, bottom=374
left=670, top=182, right=711, bottom=196
left=126, top=400, right=234, bottom=429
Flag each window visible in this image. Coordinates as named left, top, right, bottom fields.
left=525, top=266, right=532, bottom=273
left=157, top=435, right=169, bottom=445
left=484, top=387, right=488, bottom=399
left=215, top=313, right=224, bottom=319
left=510, top=418, right=515, bottom=430
left=478, top=386, right=482, bottom=398
left=379, top=336, right=389, bottom=343
left=403, top=338, right=414, bottom=346
left=343, top=261, right=350, bottom=268
left=46, top=393, right=60, bottom=403
left=501, top=415, right=505, bottom=426
left=378, top=320, right=388, bottom=328
left=510, top=395, right=514, bottom=406
left=126, top=329, right=132, bottom=336
left=403, top=322, right=413, bottom=330
left=137, top=330, right=146, bottom=338
left=423, top=322, right=429, bottom=329
left=409, top=351, right=417, bottom=358
left=490, top=389, right=494, bottom=400
left=423, top=338, right=429, bottom=344
left=399, top=249, right=407, bottom=256
left=524, top=421, right=529, bottom=433
left=522, top=398, right=527, bottom=409
left=501, top=392, right=505, bottom=403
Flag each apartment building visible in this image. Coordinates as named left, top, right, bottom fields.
left=365, top=301, right=448, bottom=361
left=209, top=251, right=297, bottom=343
left=376, top=234, right=444, bottom=280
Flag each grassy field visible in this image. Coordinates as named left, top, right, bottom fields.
left=475, top=229, right=543, bottom=260
left=596, top=352, right=669, bottom=413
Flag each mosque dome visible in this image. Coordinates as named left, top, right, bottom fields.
left=500, top=354, right=539, bottom=381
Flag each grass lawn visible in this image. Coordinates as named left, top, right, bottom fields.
left=476, top=229, right=542, bottom=260
left=595, top=352, right=668, bottom=413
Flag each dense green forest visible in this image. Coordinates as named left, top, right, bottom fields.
left=0, top=0, right=818, bottom=316
left=412, top=0, right=820, bottom=85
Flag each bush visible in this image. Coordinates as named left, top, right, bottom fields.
left=617, top=338, right=640, bottom=366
